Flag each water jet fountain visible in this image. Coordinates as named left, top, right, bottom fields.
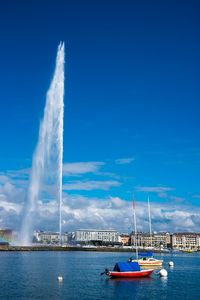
left=19, top=43, right=65, bottom=246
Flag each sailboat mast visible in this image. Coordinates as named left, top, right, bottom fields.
left=148, top=196, right=152, bottom=248
left=132, top=195, right=138, bottom=260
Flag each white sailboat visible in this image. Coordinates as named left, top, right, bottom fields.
left=131, top=196, right=163, bottom=267
left=148, top=196, right=153, bottom=249
left=132, top=195, right=138, bottom=260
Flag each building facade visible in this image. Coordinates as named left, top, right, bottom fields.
left=75, top=229, right=119, bottom=243
left=118, top=234, right=130, bottom=246
left=131, top=232, right=171, bottom=248
left=171, top=233, right=200, bottom=250
left=33, top=230, right=200, bottom=249
left=33, top=231, right=69, bottom=244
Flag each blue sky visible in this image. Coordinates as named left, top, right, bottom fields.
left=0, top=0, right=200, bottom=233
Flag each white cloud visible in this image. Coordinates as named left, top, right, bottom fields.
left=0, top=169, right=29, bottom=188
left=0, top=199, right=21, bottom=214
left=0, top=172, right=26, bottom=230
left=115, top=157, right=135, bottom=164
left=62, top=162, right=105, bottom=176
left=135, top=186, right=177, bottom=201
left=0, top=180, right=200, bottom=234
left=170, top=196, right=185, bottom=203
left=22, top=194, right=200, bottom=234
left=0, top=180, right=26, bottom=204
left=135, top=186, right=174, bottom=193
left=63, top=180, right=121, bottom=191
left=0, top=167, right=200, bottom=236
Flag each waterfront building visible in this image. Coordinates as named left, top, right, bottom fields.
left=131, top=232, right=149, bottom=248
left=197, top=235, right=200, bottom=248
left=130, top=232, right=171, bottom=248
left=33, top=231, right=69, bottom=244
left=153, top=232, right=171, bottom=248
left=75, top=229, right=119, bottom=244
left=33, top=230, right=200, bottom=249
left=118, top=234, right=130, bottom=246
left=171, top=233, right=200, bottom=250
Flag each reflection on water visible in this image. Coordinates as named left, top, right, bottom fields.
left=106, top=276, right=153, bottom=285
left=58, top=281, right=63, bottom=288
left=160, top=276, right=168, bottom=287
left=104, top=275, right=154, bottom=300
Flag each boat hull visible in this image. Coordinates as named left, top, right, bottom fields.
left=108, top=269, right=154, bottom=278
left=139, top=261, right=163, bottom=267
left=131, top=259, right=163, bottom=267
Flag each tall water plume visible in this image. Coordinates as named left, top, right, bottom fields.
left=20, top=43, right=65, bottom=245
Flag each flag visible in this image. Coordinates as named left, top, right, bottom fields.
left=132, top=196, right=135, bottom=209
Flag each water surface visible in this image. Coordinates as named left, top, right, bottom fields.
left=0, top=251, right=199, bottom=299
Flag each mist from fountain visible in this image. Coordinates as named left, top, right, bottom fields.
left=19, top=43, right=65, bottom=245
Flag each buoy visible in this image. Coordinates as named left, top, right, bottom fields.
left=159, top=269, right=168, bottom=277
left=168, top=261, right=174, bottom=267
left=57, top=274, right=63, bottom=282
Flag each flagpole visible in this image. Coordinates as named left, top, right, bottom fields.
left=132, top=195, right=138, bottom=261
left=148, top=196, right=152, bottom=248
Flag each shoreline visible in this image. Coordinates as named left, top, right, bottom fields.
left=0, top=245, right=170, bottom=253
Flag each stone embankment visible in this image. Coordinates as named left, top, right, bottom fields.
left=0, top=245, right=165, bottom=253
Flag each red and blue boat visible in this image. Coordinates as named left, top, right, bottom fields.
left=104, top=262, right=154, bottom=278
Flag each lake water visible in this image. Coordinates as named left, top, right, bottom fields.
left=0, top=251, right=200, bottom=299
